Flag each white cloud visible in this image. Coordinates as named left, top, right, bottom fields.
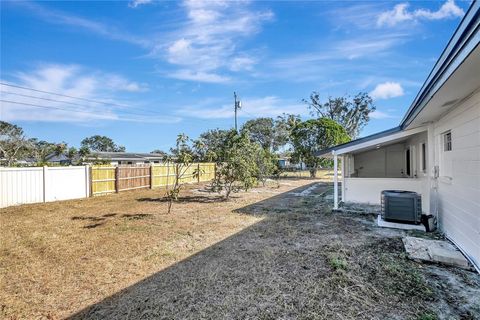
left=168, top=70, right=231, bottom=83
left=15, top=1, right=272, bottom=83
left=178, top=96, right=308, bottom=119
left=370, top=82, right=404, bottom=100
left=0, top=64, right=180, bottom=123
left=229, top=56, right=257, bottom=72
left=370, top=110, right=396, bottom=119
left=159, top=0, right=273, bottom=82
left=335, top=34, right=407, bottom=60
left=377, top=0, right=464, bottom=27
left=128, top=0, right=153, bottom=8
left=16, top=1, right=150, bottom=47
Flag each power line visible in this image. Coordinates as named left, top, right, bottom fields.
left=1, top=90, right=93, bottom=108
left=0, top=99, right=114, bottom=117
left=0, top=82, right=127, bottom=107
left=0, top=90, right=165, bottom=117
left=0, top=99, right=166, bottom=120
left=0, top=82, right=163, bottom=116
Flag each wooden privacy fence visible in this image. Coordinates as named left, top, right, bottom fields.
left=91, top=163, right=216, bottom=196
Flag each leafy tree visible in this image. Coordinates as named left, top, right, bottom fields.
left=80, top=135, right=125, bottom=152
left=193, top=128, right=235, bottom=162
left=241, top=116, right=292, bottom=152
left=78, top=146, right=90, bottom=163
left=254, top=148, right=279, bottom=187
left=212, top=131, right=260, bottom=200
left=27, top=139, right=60, bottom=165
left=0, top=121, right=30, bottom=166
left=65, top=147, right=78, bottom=163
left=241, top=118, right=275, bottom=151
left=304, top=92, right=375, bottom=138
left=291, top=118, right=350, bottom=177
left=163, top=134, right=198, bottom=213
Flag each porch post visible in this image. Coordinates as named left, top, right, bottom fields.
left=333, top=151, right=338, bottom=210
left=341, top=155, right=345, bottom=202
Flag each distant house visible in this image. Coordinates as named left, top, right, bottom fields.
left=45, top=153, right=71, bottom=165
left=86, top=152, right=165, bottom=166
left=316, top=3, right=480, bottom=272
left=278, top=156, right=306, bottom=170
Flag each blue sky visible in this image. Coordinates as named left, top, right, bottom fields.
left=0, top=0, right=470, bottom=152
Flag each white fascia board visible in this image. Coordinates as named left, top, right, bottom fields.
left=335, top=126, right=427, bottom=155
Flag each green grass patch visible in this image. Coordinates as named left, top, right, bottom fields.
left=328, top=255, right=348, bottom=271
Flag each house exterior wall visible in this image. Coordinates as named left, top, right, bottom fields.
left=343, top=177, right=427, bottom=212
left=431, top=90, right=480, bottom=268
left=353, top=143, right=406, bottom=178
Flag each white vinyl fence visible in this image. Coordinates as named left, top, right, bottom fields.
left=0, top=166, right=90, bottom=208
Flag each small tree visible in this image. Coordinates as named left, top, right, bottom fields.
left=255, top=148, right=278, bottom=187
left=163, top=134, right=198, bottom=213
left=240, top=116, right=293, bottom=152
left=291, top=118, right=350, bottom=177
left=193, top=128, right=234, bottom=162
left=212, top=132, right=259, bottom=200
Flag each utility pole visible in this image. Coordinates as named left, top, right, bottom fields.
left=234, top=92, right=241, bottom=132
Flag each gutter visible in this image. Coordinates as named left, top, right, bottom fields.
left=400, top=1, right=480, bottom=128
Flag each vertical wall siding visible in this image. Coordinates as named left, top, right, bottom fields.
left=433, top=90, right=480, bottom=269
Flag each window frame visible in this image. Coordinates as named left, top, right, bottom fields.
left=443, top=131, right=452, bottom=152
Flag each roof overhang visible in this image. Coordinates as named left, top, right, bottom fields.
left=401, top=1, right=480, bottom=129
left=316, top=2, right=479, bottom=158
left=316, top=126, right=427, bottom=158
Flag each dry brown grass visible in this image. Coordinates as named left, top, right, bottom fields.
left=0, top=180, right=303, bottom=319
left=1, top=178, right=479, bottom=320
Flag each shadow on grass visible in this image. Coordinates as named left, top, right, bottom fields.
left=72, top=212, right=153, bottom=228
left=137, top=195, right=227, bottom=204
left=67, top=183, right=328, bottom=319
left=65, top=181, right=462, bottom=320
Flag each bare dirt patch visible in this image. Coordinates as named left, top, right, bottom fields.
left=1, top=179, right=479, bottom=320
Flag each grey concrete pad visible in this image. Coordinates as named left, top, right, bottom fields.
left=428, top=246, right=472, bottom=270
left=403, top=236, right=473, bottom=270
left=377, top=215, right=425, bottom=231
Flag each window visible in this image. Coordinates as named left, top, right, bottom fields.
left=443, top=131, right=452, bottom=151
left=421, top=143, right=426, bottom=172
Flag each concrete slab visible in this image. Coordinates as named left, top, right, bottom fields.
left=403, top=236, right=473, bottom=270
left=428, top=246, right=472, bottom=270
left=377, top=215, right=425, bottom=231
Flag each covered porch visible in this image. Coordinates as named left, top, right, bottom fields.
left=319, top=127, right=431, bottom=213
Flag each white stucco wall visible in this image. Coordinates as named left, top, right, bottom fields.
left=432, top=90, right=480, bottom=269
left=343, top=177, right=427, bottom=212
